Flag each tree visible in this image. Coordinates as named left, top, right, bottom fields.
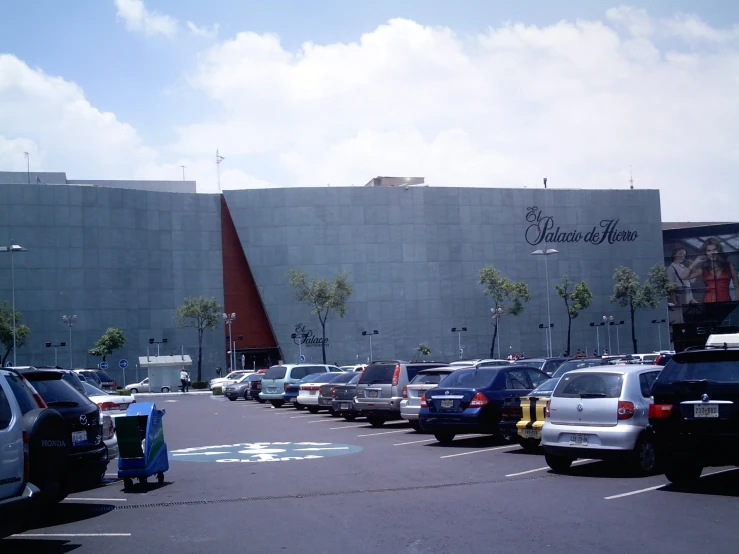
left=479, top=267, right=531, bottom=358
left=287, top=270, right=353, bottom=364
left=0, top=302, right=30, bottom=366
left=89, top=327, right=127, bottom=362
left=175, top=296, right=222, bottom=382
left=415, top=343, right=431, bottom=362
left=610, top=265, right=676, bottom=354
left=555, top=275, right=594, bottom=356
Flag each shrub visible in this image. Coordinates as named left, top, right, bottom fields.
left=212, top=386, right=223, bottom=396
left=191, top=380, right=208, bottom=390
left=117, top=389, right=132, bottom=396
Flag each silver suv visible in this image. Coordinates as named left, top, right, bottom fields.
left=541, top=364, right=662, bottom=475
left=354, top=361, right=447, bottom=427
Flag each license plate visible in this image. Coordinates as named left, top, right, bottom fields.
left=268, top=388, right=276, bottom=393
left=341, top=403, right=350, bottom=410
left=256, top=384, right=262, bottom=390
left=570, top=434, right=588, bottom=446
left=310, top=390, right=317, bottom=396
left=72, top=430, right=88, bottom=445
left=521, top=429, right=540, bottom=439
left=368, top=390, right=378, bottom=398
left=440, top=399, right=454, bottom=409
left=694, top=404, right=719, bottom=418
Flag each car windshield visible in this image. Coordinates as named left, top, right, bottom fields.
left=439, top=368, right=498, bottom=389
left=263, top=366, right=287, bottom=380
left=25, top=373, right=91, bottom=406
left=551, top=359, right=607, bottom=379
left=349, top=373, right=361, bottom=384
left=225, top=372, right=245, bottom=379
left=234, top=374, right=251, bottom=383
left=410, top=371, right=453, bottom=385
left=330, top=372, right=356, bottom=383
left=554, top=372, right=624, bottom=398
left=299, top=373, right=326, bottom=383
left=530, top=378, right=558, bottom=395
left=359, top=364, right=396, bottom=385
left=82, top=382, right=107, bottom=396
left=658, top=351, right=739, bottom=384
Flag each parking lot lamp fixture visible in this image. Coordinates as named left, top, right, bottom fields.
left=451, top=327, right=467, bottom=360
left=361, top=330, right=379, bottom=362
left=0, top=243, right=27, bottom=367
left=531, top=247, right=558, bottom=357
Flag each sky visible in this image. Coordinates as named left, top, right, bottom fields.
left=0, top=0, right=737, bottom=221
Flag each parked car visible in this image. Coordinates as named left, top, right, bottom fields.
left=260, top=364, right=340, bottom=407
left=74, top=369, right=103, bottom=388
left=224, top=373, right=263, bottom=401
left=542, top=364, right=663, bottom=475
left=297, top=372, right=348, bottom=413
left=339, top=364, right=367, bottom=372
left=354, top=361, right=448, bottom=427
left=512, top=357, right=568, bottom=376
left=101, top=413, right=118, bottom=460
left=0, top=368, right=69, bottom=537
left=400, top=366, right=467, bottom=431
left=125, top=377, right=150, bottom=393
left=499, top=358, right=617, bottom=450
left=319, top=372, right=360, bottom=414
left=209, top=371, right=248, bottom=391
left=653, top=353, right=673, bottom=366
left=20, top=368, right=109, bottom=486
left=332, top=373, right=363, bottom=420
left=649, top=345, right=739, bottom=484
left=92, top=370, right=117, bottom=392
left=419, top=365, right=549, bottom=443
left=82, top=382, right=136, bottom=414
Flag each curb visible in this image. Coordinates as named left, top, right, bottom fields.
left=133, top=391, right=213, bottom=397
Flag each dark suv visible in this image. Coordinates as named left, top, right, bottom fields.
left=649, top=347, right=739, bottom=485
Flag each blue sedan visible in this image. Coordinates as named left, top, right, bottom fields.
left=419, top=365, right=549, bottom=443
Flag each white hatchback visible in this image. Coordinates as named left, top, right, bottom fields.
left=541, top=364, right=662, bottom=475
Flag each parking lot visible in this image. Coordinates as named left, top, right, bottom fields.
left=4, top=393, right=737, bottom=553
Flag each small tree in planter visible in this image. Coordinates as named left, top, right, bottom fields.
left=415, top=343, right=431, bottom=361
left=89, top=327, right=127, bottom=362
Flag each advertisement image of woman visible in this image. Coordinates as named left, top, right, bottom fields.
left=667, top=248, right=696, bottom=305
left=686, top=238, right=739, bottom=303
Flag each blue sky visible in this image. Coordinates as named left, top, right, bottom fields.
left=0, top=1, right=737, bottom=219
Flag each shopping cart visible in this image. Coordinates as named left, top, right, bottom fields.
left=116, top=402, right=169, bottom=490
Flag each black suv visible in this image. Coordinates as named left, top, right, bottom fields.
left=649, top=347, right=739, bottom=485
left=19, top=369, right=108, bottom=486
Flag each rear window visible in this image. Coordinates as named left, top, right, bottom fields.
left=62, top=372, right=86, bottom=395
left=406, top=364, right=447, bottom=381
left=299, top=373, right=325, bottom=383
left=0, top=384, right=11, bottom=429
left=543, top=359, right=565, bottom=374
left=264, top=366, right=287, bottom=379
left=25, top=373, right=92, bottom=406
left=554, top=372, right=624, bottom=399
left=409, top=371, right=453, bottom=385
left=439, top=369, right=498, bottom=389
left=82, top=382, right=107, bottom=396
left=349, top=373, right=362, bottom=384
left=313, top=373, right=342, bottom=383
left=360, top=364, right=396, bottom=385
left=331, top=373, right=356, bottom=384
left=658, top=352, right=739, bottom=384
left=530, top=378, right=558, bottom=396
left=4, top=373, right=39, bottom=414
left=96, top=372, right=114, bottom=382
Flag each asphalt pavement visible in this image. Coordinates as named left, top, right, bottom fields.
left=3, top=394, right=737, bottom=553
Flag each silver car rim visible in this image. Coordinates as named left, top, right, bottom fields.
left=639, top=440, right=655, bottom=472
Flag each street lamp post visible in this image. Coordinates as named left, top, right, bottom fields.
left=538, top=324, right=553, bottom=357
left=531, top=247, right=558, bottom=357
left=62, top=315, right=77, bottom=368
left=609, top=320, right=624, bottom=354
left=291, top=332, right=307, bottom=363
left=603, top=315, right=614, bottom=353
left=222, top=312, right=236, bottom=371
left=451, top=327, right=467, bottom=360
left=45, top=341, right=66, bottom=367
left=149, top=338, right=168, bottom=356
left=491, top=307, right=504, bottom=359
left=1, top=243, right=28, bottom=367
left=361, top=330, right=379, bottom=362
left=652, top=319, right=666, bottom=351
left=589, top=322, right=605, bottom=355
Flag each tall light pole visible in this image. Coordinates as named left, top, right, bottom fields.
left=24, top=152, right=30, bottom=184
left=181, top=165, right=186, bottom=181
left=652, top=319, right=666, bottom=351
left=589, top=321, right=605, bottom=355
left=223, top=312, right=236, bottom=371
left=491, top=307, right=503, bottom=359
left=62, top=314, right=77, bottom=368
left=451, top=327, right=467, bottom=360
left=46, top=341, right=66, bottom=367
left=603, top=315, right=614, bottom=353
left=149, top=338, right=168, bottom=356
left=1, top=243, right=28, bottom=367
left=538, top=323, right=553, bottom=357
left=610, top=320, right=624, bottom=354
left=531, top=247, right=558, bottom=357
left=216, top=150, right=225, bottom=192
left=361, top=330, right=378, bottom=362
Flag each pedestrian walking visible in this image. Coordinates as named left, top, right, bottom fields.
left=180, top=367, right=189, bottom=393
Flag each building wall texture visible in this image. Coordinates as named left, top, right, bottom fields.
left=0, top=183, right=225, bottom=384
left=224, top=187, right=666, bottom=364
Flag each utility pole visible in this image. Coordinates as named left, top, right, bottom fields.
left=216, top=150, right=225, bottom=192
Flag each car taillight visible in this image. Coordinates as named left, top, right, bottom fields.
left=469, top=392, right=489, bottom=407
left=112, top=382, right=118, bottom=388
left=22, top=378, right=47, bottom=408
left=649, top=404, right=673, bottom=418
left=332, top=389, right=336, bottom=398
left=654, top=356, right=661, bottom=365
left=420, top=393, right=428, bottom=408
left=545, top=399, right=551, bottom=418
left=284, top=382, right=290, bottom=391
left=98, top=402, right=119, bottom=411
left=617, top=401, right=635, bottom=420
left=22, top=431, right=30, bottom=482
left=391, top=364, right=401, bottom=387
left=402, top=385, right=408, bottom=399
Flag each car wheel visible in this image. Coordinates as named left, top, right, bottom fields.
left=367, top=416, right=385, bottom=427
left=434, top=432, right=455, bottom=444
left=22, top=408, right=69, bottom=505
left=520, top=438, right=541, bottom=453
left=243, top=392, right=250, bottom=401
left=632, top=434, right=657, bottom=475
left=545, top=454, right=573, bottom=473
left=294, top=403, right=306, bottom=410
left=161, top=386, right=170, bottom=393
left=329, top=408, right=338, bottom=417
left=343, top=414, right=357, bottom=421
left=665, top=461, right=703, bottom=485
left=270, top=400, right=285, bottom=408
left=129, top=388, right=138, bottom=394
left=409, top=421, right=422, bottom=432
left=228, top=396, right=236, bottom=401
left=307, top=406, right=319, bottom=414
left=257, top=397, right=266, bottom=404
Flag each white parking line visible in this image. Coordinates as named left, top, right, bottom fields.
left=356, top=429, right=410, bottom=437
left=289, top=414, right=323, bottom=419
left=64, top=497, right=128, bottom=502
left=15, top=533, right=132, bottom=537
left=439, top=445, right=517, bottom=459
left=307, top=418, right=340, bottom=423
left=603, top=467, right=738, bottom=500
left=329, top=424, right=366, bottom=429
left=393, top=438, right=437, bottom=446
left=505, top=459, right=593, bottom=477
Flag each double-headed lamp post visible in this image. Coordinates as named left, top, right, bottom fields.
left=603, top=315, right=614, bottom=353
left=361, top=330, right=378, bottom=362
left=652, top=319, right=666, bottom=351
left=223, top=312, right=236, bottom=371
left=1, top=242, right=28, bottom=367
left=62, top=314, right=77, bottom=369
left=491, top=307, right=503, bottom=359
left=610, top=320, right=625, bottom=355
left=531, top=247, right=558, bottom=357
left=46, top=341, right=66, bottom=367
left=451, top=327, right=467, bottom=360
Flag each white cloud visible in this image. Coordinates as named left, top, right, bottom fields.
left=187, top=21, right=220, bottom=39
left=661, top=13, right=739, bottom=44
left=114, top=0, right=178, bottom=37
